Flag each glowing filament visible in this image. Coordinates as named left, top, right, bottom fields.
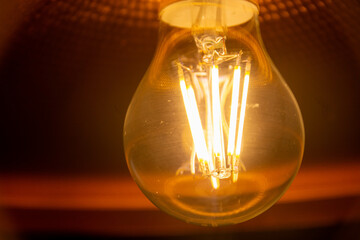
left=180, top=80, right=209, bottom=163
left=227, top=66, right=241, bottom=156
left=180, top=75, right=218, bottom=189
left=179, top=61, right=250, bottom=189
left=211, top=66, right=221, bottom=156
left=235, top=62, right=251, bottom=157
left=211, top=65, right=224, bottom=163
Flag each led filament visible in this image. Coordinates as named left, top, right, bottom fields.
left=179, top=57, right=251, bottom=189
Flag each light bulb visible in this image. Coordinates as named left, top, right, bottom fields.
left=124, top=0, right=304, bottom=226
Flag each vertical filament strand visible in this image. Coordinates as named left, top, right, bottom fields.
left=180, top=80, right=209, bottom=164
left=227, top=66, right=241, bottom=155
left=235, top=62, right=251, bottom=157
left=211, top=66, right=224, bottom=162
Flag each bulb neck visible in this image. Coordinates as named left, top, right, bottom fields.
left=155, top=0, right=272, bottom=87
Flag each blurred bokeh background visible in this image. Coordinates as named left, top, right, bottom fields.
left=0, top=0, right=359, bottom=239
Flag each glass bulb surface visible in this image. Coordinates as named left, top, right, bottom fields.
left=124, top=0, right=304, bottom=226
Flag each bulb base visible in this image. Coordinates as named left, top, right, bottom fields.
left=159, top=0, right=260, bottom=12
left=160, top=0, right=259, bottom=29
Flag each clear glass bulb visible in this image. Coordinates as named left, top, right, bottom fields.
left=124, top=0, right=304, bottom=226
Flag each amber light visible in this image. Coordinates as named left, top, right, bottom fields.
left=124, top=0, right=304, bottom=226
